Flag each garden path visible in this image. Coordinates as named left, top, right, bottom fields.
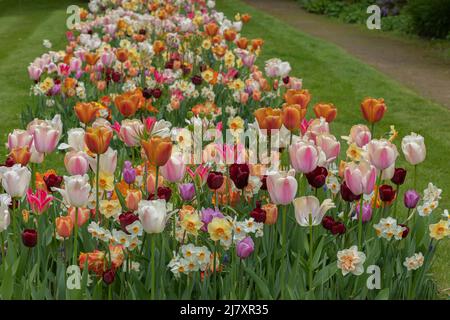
left=243, top=0, right=450, bottom=108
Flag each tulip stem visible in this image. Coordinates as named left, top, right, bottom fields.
left=96, top=154, right=100, bottom=223
left=0, top=231, right=5, bottom=262
left=280, top=205, right=287, bottom=299
left=308, top=214, right=314, bottom=291
left=213, top=241, right=218, bottom=299
left=393, top=184, right=400, bottom=217
left=413, top=165, right=417, bottom=191
left=155, top=166, right=159, bottom=200
left=150, top=234, right=156, bottom=299
left=73, top=208, right=79, bottom=265
left=358, top=200, right=363, bottom=249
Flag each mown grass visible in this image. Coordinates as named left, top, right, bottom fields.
left=216, top=0, right=450, bottom=293
left=0, top=0, right=448, bottom=296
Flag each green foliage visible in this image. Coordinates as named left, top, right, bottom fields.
left=405, top=0, right=450, bottom=39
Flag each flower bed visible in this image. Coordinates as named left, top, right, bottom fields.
left=0, top=0, right=447, bottom=299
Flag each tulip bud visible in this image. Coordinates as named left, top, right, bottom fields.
left=122, top=161, right=136, bottom=185
left=103, top=269, right=116, bottom=285
left=404, top=190, right=420, bottom=209
left=236, top=237, right=254, bottom=259
left=229, top=163, right=250, bottom=190
left=22, top=229, right=37, bottom=248
left=391, top=168, right=407, bottom=185
left=207, top=171, right=224, bottom=190
left=55, top=216, right=74, bottom=238
left=331, top=222, right=346, bottom=235
left=379, top=185, right=396, bottom=202
left=360, top=97, right=387, bottom=124
left=322, top=215, right=335, bottom=230
left=250, top=201, right=266, bottom=223
left=179, top=183, right=195, bottom=201
left=313, top=103, right=337, bottom=123
left=305, top=166, right=328, bottom=189
left=85, top=126, right=113, bottom=155
left=262, top=203, right=278, bottom=225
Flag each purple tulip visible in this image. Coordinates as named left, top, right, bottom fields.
left=122, top=161, right=136, bottom=185
left=236, top=237, right=255, bottom=259
left=355, top=202, right=373, bottom=223
left=201, top=208, right=224, bottom=232
left=404, top=190, right=420, bottom=209
left=178, top=183, right=195, bottom=201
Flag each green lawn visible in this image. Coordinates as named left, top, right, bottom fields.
left=0, top=0, right=448, bottom=294
left=215, top=0, right=450, bottom=292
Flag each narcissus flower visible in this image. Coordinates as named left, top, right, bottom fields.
left=181, top=212, right=203, bottom=236
left=99, top=200, right=121, bottom=219
left=403, top=253, right=424, bottom=271
left=360, top=97, right=386, bottom=123
left=84, top=126, right=113, bottom=155
left=337, top=246, right=366, bottom=276
left=429, top=220, right=450, bottom=240
left=207, top=217, right=232, bottom=242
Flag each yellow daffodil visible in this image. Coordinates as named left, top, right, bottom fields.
left=429, top=220, right=450, bottom=240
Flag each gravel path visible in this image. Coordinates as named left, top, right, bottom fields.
left=243, top=0, right=450, bottom=107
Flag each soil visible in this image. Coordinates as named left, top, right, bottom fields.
left=243, top=0, right=450, bottom=108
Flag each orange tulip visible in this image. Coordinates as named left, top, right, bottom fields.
left=84, top=126, right=113, bottom=155
left=115, top=48, right=129, bottom=63
left=68, top=207, right=91, bottom=227
left=361, top=98, right=387, bottom=124
left=56, top=216, right=74, bottom=238
left=263, top=203, right=278, bottom=225
left=284, top=89, right=311, bottom=109
left=236, top=37, right=248, bottom=50
left=224, top=29, right=237, bottom=42
left=313, top=103, right=337, bottom=123
left=282, top=105, right=302, bottom=131
left=114, top=90, right=143, bottom=117
left=9, top=147, right=31, bottom=166
left=254, top=107, right=282, bottom=131
left=74, top=102, right=98, bottom=124
left=85, top=53, right=99, bottom=66
left=141, top=136, right=172, bottom=167
left=241, top=14, right=252, bottom=23
left=125, top=189, right=142, bottom=212
left=251, top=38, right=264, bottom=51
left=205, top=22, right=219, bottom=37
left=153, top=40, right=165, bottom=55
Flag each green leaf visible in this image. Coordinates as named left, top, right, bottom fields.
left=312, top=264, right=338, bottom=289
left=244, top=266, right=273, bottom=299
left=375, top=288, right=390, bottom=300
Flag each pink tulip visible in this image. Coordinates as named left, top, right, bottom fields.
left=119, top=119, right=144, bottom=147
left=32, top=124, right=60, bottom=154
left=26, top=188, right=53, bottom=215
left=344, top=160, right=376, bottom=196
left=7, top=129, right=33, bottom=151
left=160, top=153, right=186, bottom=183
left=316, top=134, right=340, bottom=161
left=64, top=151, right=89, bottom=175
left=289, top=140, right=320, bottom=174
left=401, top=133, right=426, bottom=165
left=367, top=139, right=398, bottom=170
left=27, top=65, right=42, bottom=81
left=305, top=118, right=329, bottom=142
left=266, top=170, right=298, bottom=205
left=349, top=125, right=371, bottom=147
left=293, top=196, right=335, bottom=226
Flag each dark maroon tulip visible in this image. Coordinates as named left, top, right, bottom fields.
left=151, top=88, right=162, bottom=99
left=165, top=60, right=174, bottom=69
left=321, top=215, right=335, bottom=230
left=331, top=222, right=346, bottom=235
left=138, top=29, right=146, bottom=35
left=3, top=156, right=15, bottom=167
left=229, top=163, right=250, bottom=190
left=379, top=185, right=396, bottom=202
left=391, top=168, right=407, bottom=185
left=260, top=175, right=267, bottom=191
left=250, top=201, right=266, bottom=223
left=112, top=72, right=121, bottom=83
left=119, top=212, right=139, bottom=234
left=340, top=181, right=361, bottom=202
left=103, top=269, right=116, bottom=285
left=157, top=186, right=172, bottom=202
left=191, top=75, right=202, bottom=85
left=207, top=171, right=224, bottom=190
left=44, top=173, right=63, bottom=191
left=282, top=76, right=290, bottom=84
left=404, top=189, right=420, bottom=209
left=305, top=166, right=328, bottom=189
left=399, top=224, right=409, bottom=238
left=22, top=229, right=37, bottom=248
left=142, top=88, right=153, bottom=99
